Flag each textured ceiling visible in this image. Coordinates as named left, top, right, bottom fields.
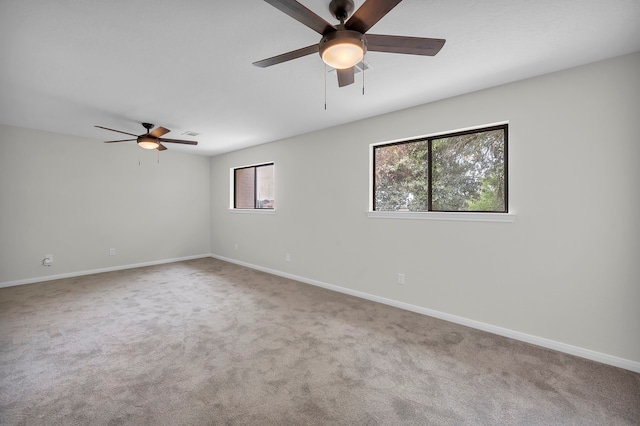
left=1, top=0, right=639, bottom=156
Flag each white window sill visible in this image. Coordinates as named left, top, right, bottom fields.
left=367, top=211, right=516, bottom=223
left=229, top=209, right=276, bottom=215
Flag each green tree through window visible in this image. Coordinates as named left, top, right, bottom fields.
left=374, top=125, right=507, bottom=213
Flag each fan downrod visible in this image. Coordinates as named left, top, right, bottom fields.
left=141, top=122, right=154, bottom=132
left=329, top=0, right=354, bottom=23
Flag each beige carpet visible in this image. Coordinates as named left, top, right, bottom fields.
left=1, top=258, right=638, bottom=425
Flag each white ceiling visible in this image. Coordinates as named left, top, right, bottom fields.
left=1, top=0, right=639, bottom=156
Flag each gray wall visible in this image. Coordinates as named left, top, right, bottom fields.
left=0, top=125, right=211, bottom=284
left=210, top=53, right=640, bottom=364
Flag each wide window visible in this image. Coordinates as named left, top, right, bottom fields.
left=373, top=124, right=507, bottom=213
left=233, top=163, right=274, bottom=209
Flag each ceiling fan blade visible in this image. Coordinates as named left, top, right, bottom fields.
left=149, top=126, right=170, bottom=138
left=157, top=138, right=198, bottom=145
left=95, top=126, right=138, bottom=137
left=104, top=139, right=136, bottom=143
left=253, top=44, right=319, bottom=68
left=157, top=143, right=168, bottom=151
left=264, top=0, right=334, bottom=35
left=337, top=67, right=355, bottom=87
left=346, top=0, right=402, bottom=34
left=366, top=34, right=446, bottom=56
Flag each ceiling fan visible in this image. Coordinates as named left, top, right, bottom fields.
left=95, top=123, right=198, bottom=151
left=253, top=0, right=446, bottom=87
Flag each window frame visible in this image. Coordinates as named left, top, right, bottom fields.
left=231, top=162, right=275, bottom=211
left=370, top=123, right=511, bottom=219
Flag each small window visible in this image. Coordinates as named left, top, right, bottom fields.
left=234, top=163, right=274, bottom=209
left=373, top=124, right=507, bottom=213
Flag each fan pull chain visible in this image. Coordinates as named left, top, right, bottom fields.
left=324, top=62, right=327, bottom=110
left=362, top=61, right=365, bottom=95
left=138, top=149, right=141, bottom=166
left=157, top=149, right=160, bottom=164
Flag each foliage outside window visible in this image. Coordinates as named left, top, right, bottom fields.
left=374, top=125, right=507, bottom=212
left=234, top=163, right=274, bottom=209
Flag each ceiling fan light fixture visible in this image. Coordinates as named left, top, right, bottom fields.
left=138, top=136, right=160, bottom=150
left=319, top=31, right=366, bottom=70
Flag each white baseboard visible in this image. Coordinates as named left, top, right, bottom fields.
left=0, top=254, right=213, bottom=289
left=211, top=254, right=640, bottom=374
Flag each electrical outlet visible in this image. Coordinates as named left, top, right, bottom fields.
left=285, top=253, right=291, bottom=262
left=398, top=273, right=405, bottom=285
left=234, top=243, right=238, bottom=250
left=109, top=248, right=116, bottom=256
